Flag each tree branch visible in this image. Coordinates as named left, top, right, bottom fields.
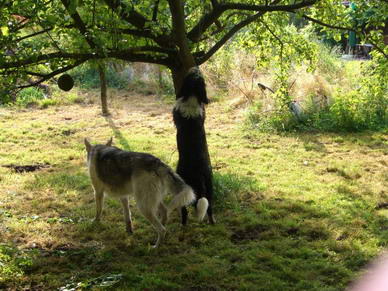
left=290, top=12, right=388, bottom=58
left=168, top=0, right=196, bottom=69
left=1, top=52, right=95, bottom=69
left=1, top=49, right=172, bottom=73
left=103, top=0, right=147, bottom=29
left=152, top=0, right=160, bottom=22
left=188, top=0, right=316, bottom=42
left=99, top=27, right=156, bottom=39
left=103, top=0, right=173, bottom=47
left=222, top=0, right=317, bottom=12
left=260, top=19, right=284, bottom=46
left=113, top=46, right=176, bottom=55
left=12, top=27, right=53, bottom=43
left=197, top=11, right=253, bottom=41
left=0, top=46, right=175, bottom=73
left=197, top=11, right=265, bottom=65
left=61, top=0, right=97, bottom=49
left=187, top=4, right=224, bottom=42
left=15, top=59, right=87, bottom=90
left=365, top=39, right=388, bottom=59
left=10, top=20, right=30, bottom=33
left=210, top=0, right=218, bottom=7
left=22, top=71, right=46, bottom=77
left=109, top=50, right=172, bottom=66
left=299, top=13, right=354, bottom=31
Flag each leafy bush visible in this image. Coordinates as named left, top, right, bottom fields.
left=0, top=90, right=13, bottom=105
left=315, top=43, right=343, bottom=78
left=247, top=103, right=301, bottom=132
left=71, top=64, right=129, bottom=89
left=249, top=77, right=387, bottom=133
left=6, top=86, right=86, bottom=109
left=307, top=55, right=387, bottom=131
left=15, top=87, right=45, bottom=107
left=246, top=24, right=387, bottom=133
left=203, top=45, right=237, bottom=91
left=156, top=70, right=175, bottom=96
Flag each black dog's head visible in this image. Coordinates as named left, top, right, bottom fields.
left=178, top=67, right=209, bottom=104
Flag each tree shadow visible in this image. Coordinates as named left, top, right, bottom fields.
left=291, top=131, right=388, bottom=153
left=289, top=132, right=328, bottom=153
left=104, top=116, right=131, bottom=151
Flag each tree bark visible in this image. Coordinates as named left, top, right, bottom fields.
left=171, top=67, right=185, bottom=93
left=98, top=64, right=109, bottom=116
left=168, top=0, right=196, bottom=71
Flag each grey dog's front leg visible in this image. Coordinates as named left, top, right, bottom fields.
left=120, top=196, right=133, bottom=234
left=94, top=190, right=104, bottom=222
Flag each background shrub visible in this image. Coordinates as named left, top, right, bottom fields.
left=15, top=87, right=45, bottom=107
left=71, top=64, right=129, bottom=89
left=244, top=30, right=387, bottom=133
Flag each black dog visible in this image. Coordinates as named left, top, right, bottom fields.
left=173, top=67, right=215, bottom=225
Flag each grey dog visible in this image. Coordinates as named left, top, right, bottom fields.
left=84, top=138, right=208, bottom=247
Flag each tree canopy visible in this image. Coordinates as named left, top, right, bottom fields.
left=0, top=0, right=387, bottom=95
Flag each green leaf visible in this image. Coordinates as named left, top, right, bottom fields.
left=46, top=15, right=57, bottom=24
left=1, top=26, right=9, bottom=36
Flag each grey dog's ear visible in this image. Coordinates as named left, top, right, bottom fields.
left=106, top=137, right=113, bottom=147
left=84, top=138, right=92, bottom=152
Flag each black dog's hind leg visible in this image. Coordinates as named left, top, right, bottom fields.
left=181, top=206, right=188, bottom=225
left=207, top=200, right=216, bottom=224
left=205, top=174, right=215, bottom=224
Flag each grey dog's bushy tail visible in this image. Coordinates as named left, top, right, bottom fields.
left=164, top=168, right=195, bottom=215
left=164, top=167, right=208, bottom=222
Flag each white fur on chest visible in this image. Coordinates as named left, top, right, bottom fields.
left=175, top=96, right=203, bottom=118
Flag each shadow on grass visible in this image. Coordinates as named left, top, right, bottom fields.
left=104, top=116, right=131, bottom=151
left=1, top=168, right=386, bottom=290
left=289, top=131, right=388, bottom=153
left=297, top=134, right=328, bottom=153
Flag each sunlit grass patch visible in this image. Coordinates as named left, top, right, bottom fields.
left=30, top=171, right=90, bottom=194
left=213, top=171, right=264, bottom=210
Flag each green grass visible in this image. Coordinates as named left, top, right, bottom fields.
left=0, top=92, right=387, bottom=290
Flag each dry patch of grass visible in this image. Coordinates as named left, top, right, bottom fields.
left=0, top=91, right=387, bottom=290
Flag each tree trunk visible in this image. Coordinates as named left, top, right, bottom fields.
left=168, top=0, right=196, bottom=71
left=171, top=67, right=185, bottom=93
left=98, top=64, right=109, bottom=116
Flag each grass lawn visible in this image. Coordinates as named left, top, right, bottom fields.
left=0, top=91, right=387, bottom=290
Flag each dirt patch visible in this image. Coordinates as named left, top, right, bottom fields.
left=61, top=129, right=76, bottom=136
left=286, top=227, right=299, bottom=235
left=3, top=163, right=51, bottom=173
left=376, top=202, right=388, bottom=210
left=231, top=224, right=269, bottom=243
